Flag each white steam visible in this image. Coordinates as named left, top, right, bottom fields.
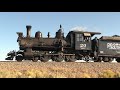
left=70, top=26, right=88, bottom=31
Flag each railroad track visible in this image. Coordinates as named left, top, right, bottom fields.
left=0, top=59, right=118, bottom=63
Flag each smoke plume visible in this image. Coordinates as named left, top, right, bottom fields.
left=70, top=26, right=87, bottom=31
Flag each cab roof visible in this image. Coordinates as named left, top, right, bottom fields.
left=67, top=30, right=101, bottom=37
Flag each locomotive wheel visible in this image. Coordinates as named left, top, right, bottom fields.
left=116, top=58, right=120, bottom=63
left=65, top=56, right=70, bottom=62
left=41, top=57, right=49, bottom=62
left=103, top=57, right=109, bottom=62
left=54, top=55, right=63, bottom=62
left=16, top=56, right=23, bottom=62
left=94, top=57, right=99, bottom=62
left=65, top=56, right=76, bottom=62
left=108, top=58, right=113, bottom=62
left=17, top=59, right=22, bottom=62
left=98, top=57, right=102, bottom=62
left=32, top=57, right=39, bottom=62
left=69, top=55, right=76, bottom=62
left=68, top=59, right=76, bottom=62
left=84, top=56, right=91, bottom=62
left=55, top=58, right=63, bottom=62
left=94, top=60, right=101, bottom=62
left=51, top=55, right=63, bottom=62
left=51, top=56, right=56, bottom=61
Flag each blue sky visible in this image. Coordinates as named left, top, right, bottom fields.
left=0, top=12, right=120, bottom=60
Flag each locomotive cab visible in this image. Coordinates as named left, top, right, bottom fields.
left=66, top=31, right=101, bottom=50
left=66, top=30, right=101, bottom=61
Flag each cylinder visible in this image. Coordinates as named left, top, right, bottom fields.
left=26, top=25, right=31, bottom=37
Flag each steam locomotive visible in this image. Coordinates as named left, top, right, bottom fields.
left=5, top=25, right=120, bottom=62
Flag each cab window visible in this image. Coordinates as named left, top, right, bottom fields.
left=83, top=33, right=91, bottom=42
left=76, top=34, right=83, bottom=42
left=84, top=36, right=91, bottom=42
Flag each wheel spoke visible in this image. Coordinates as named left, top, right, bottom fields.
left=41, top=56, right=49, bottom=62
left=16, top=56, right=23, bottom=62
left=32, top=57, right=39, bottom=62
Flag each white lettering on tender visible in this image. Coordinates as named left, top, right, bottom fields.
left=107, top=43, right=120, bottom=50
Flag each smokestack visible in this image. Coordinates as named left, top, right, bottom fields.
left=26, top=25, right=31, bottom=37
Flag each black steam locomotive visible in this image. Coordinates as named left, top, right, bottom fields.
left=5, top=25, right=120, bottom=62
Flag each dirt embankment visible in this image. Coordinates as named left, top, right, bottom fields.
left=0, top=61, right=120, bottom=78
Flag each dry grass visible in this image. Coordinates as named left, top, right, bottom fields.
left=98, top=70, right=120, bottom=78
left=0, top=69, right=120, bottom=78
left=0, top=69, right=90, bottom=78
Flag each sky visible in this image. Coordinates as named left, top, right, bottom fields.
left=0, top=12, right=120, bottom=60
